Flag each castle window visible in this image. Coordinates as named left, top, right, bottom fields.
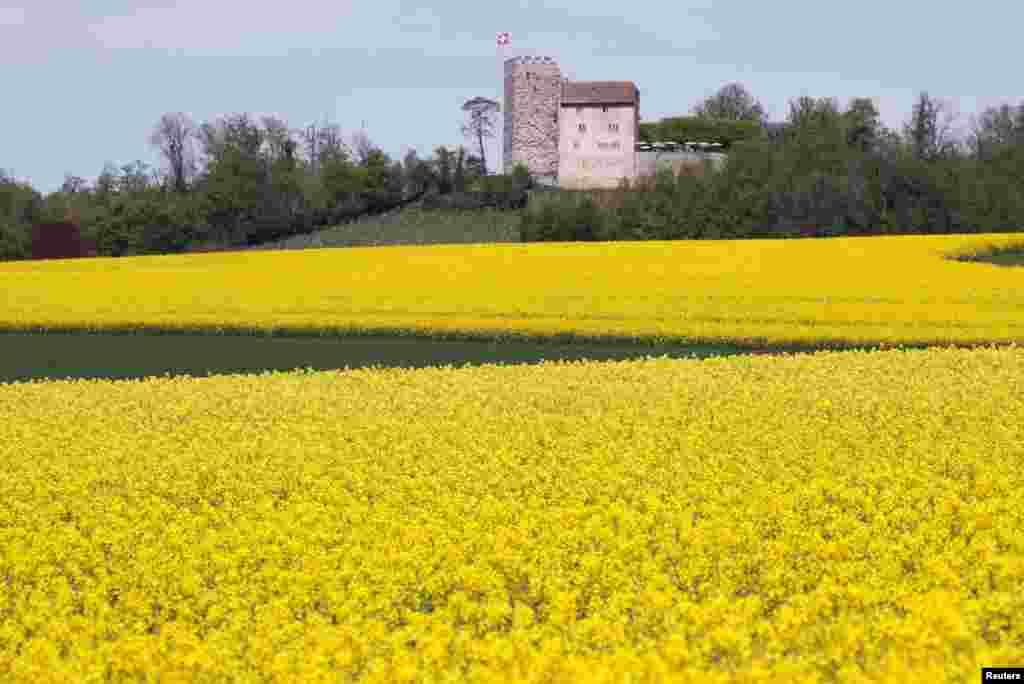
left=602, top=106, right=608, bottom=113
left=609, top=123, right=619, bottom=133
left=577, top=123, right=586, bottom=133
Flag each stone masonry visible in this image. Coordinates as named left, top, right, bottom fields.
left=503, top=56, right=562, bottom=185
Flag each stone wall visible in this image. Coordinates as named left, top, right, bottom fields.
left=636, top=151, right=727, bottom=180
left=503, top=56, right=561, bottom=183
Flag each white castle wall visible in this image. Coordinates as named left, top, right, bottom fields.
left=558, top=103, right=638, bottom=190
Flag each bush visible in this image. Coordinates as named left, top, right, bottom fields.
left=0, top=221, right=31, bottom=260
left=520, top=195, right=606, bottom=242
left=421, top=192, right=488, bottom=211
left=510, top=163, right=533, bottom=191
left=421, top=183, right=527, bottom=212
left=31, top=222, right=94, bottom=260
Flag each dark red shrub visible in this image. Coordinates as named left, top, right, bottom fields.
left=30, top=222, right=95, bottom=260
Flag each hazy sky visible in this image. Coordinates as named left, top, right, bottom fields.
left=2, top=0, right=1019, bottom=195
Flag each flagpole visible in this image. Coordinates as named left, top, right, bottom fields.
left=496, top=31, right=510, bottom=175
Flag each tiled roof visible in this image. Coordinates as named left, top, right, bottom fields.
left=561, top=81, right=639, bottom=106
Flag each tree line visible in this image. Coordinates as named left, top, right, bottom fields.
left=0, top=100, right=521, bottom=260
left=4, top=85, right=1024, bottom=259
left=522, top=85, right=1024, bottom=242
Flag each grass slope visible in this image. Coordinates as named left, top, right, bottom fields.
left=239, top=206, right=523, bottom=251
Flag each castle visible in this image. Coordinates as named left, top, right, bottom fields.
left=503, top=56, right=640, bottom=190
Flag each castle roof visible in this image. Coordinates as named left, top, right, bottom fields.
left=561, top=81, right=639, bottom=106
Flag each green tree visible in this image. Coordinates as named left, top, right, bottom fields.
left=0, top=170, right=42, bottom=260
left=692, top=83, right=766, bottom=123
left=194, top=114, right=271, bottom=244
left=902, top=92, right=962, bottom=162
left=967, top=101, right=1024, bottom=160
left=433, top=146, right=455, bottom=195
left=842, top=98, right=882, bottom=152
left=93, top=163, right=120, bottom=207
left=787, top=96, right=843, bottom=134
left=201, top=146, right=267, bottom=244
left=453, top=146, right=466, bottom=192
left=401, top=149, right=433, bottom=198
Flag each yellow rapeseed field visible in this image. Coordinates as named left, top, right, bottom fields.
left=0, top=233, right=1022, bottom=348
left=1, top=346, right=1023, bottom=682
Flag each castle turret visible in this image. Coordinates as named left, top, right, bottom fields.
left=503, top=56, right=561, bottom=185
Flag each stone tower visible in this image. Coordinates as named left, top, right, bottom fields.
left=503, top=56, right=561, bottom=185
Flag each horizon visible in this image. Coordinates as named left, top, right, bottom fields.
left=2, top=1, right=1021, bottom=196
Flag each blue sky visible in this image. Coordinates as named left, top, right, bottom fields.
left=2, top=0, right=1019, bottom=196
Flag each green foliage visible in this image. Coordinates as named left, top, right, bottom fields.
left=0, top=221, right=30, bottom=260
left=510, top=163, right=533, bottom=190
left=691, top=82, right=766, bottom=123
left=947, top=240, right=1024, bottom=266
left=424, top=169, right=530, bottom=211
left=520, top=193, right=608, bottom=242
left=639, top=116, right=764, bottom=149
left=521, top=96, right=1024, bottom=245
left=245, top=206, right=522, bottom=251
left=5, top=96, right=1024, bottom=261
left=0, top=172, right=42, bottom=260
left=433, top=146, right=455, bottom=195
left=453, top=148, right=466, bottom=193
left=88, top=189, right=209, bottom=256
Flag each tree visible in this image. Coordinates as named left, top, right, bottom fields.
left=350, top=128, right=375, bottom=166
left=0, top=171, right=42, bottom=227
left=317, top=122, right=350, bottom=165
left=149, top=112, right=197, bottom=193
left=197, top=113, right=265, bottom=173
left=320, top=157, right=365, bottom=203
left=783, top=96, right=848, bottom=173
left=254, top=116, right=303, bottom=219
left=0, top=172, right=42, bottom=260
left=119, top=161, right=156, bottom=195
left=464, top=153, right=486, bottom=180
left=453, top=146, right=466, bottom=192
left=967, top=101, right=1024, bottom=160
left=60, top=173, right=89, bottom=195
left=787, top=96, right=843, bottom=133
left=692, top=83, right=765, bottom=123
left=194, top=115, right=269, bottom=244
left=401, top=148, right=433, bottom=197
left=202, top=149, right=266, bottom=244
left=297, top=117, right=351, bottom=205
left=432, top=146, right=454, bottom=195
left=91, top=162, right=121, bottom=208
left=460, top=96, right=500, bottom=175
left=903, top=92, right=962, bottom=161
left=362, top=148, right=396, bottom=193
left=842, top=98, right=882, bottom=152
left=259, top=116, right=293, bottom=163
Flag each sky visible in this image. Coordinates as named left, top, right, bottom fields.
left=1, top=0, right=1020, bottom=196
